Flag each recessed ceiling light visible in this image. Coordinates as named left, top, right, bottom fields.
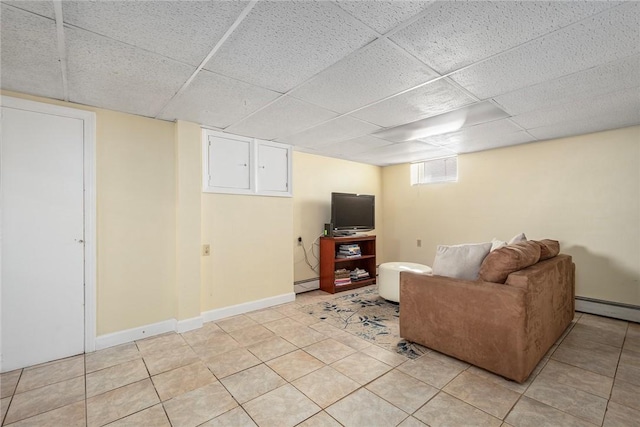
left=373, top=101, right=510, bottom=143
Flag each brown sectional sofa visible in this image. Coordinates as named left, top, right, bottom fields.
left=399, top=254, right=575, bottom=383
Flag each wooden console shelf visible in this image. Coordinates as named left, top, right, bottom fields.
left=320, top=235, right=376, bottom=294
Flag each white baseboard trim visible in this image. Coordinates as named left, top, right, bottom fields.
left=95, top=319, right=177, bottom=351
left=576, top=297, right=640, bottom=323
left=176, top=316, right=203, bottom=333
left=94, top=293, right=296, bottom=351
left=202, top=292, right=296, bottom=323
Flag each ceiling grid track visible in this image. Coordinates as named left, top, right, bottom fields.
left=261, top=1, right=632, bottom=144
left=221, top=2, right=443, bottom=134
left=153, top=0, right=260, bottom=120
left=52, top=0, right=69, bottom=102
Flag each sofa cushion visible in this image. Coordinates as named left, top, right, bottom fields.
left=479, top=241, right=541, bottom=284
left=490, top=238, right=507, bottom=252
left=432, top=242, right=492, bottom=281
left=508, top=232, right=527, bottom=244
left=533, top=239, right=560, bottom=261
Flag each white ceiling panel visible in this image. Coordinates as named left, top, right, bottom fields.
left=3, top=1, right=54, bottom=18
left=494, top=55, right=640, bottom=116
left=511, top=87, right=640, bottom=130
left=225, top=95, right=339, bottom=141
left=334, top=0, right=434, bottom=34
left=390, top=1, right=617, bottom=75
left=450, top=3, right=640, bottom=99
left=290, top=40, right=440, bottom=114
left=351, top=78, right=476, bottom=127
left=417, top=118, right=524, bottom=147
left=62, top=1, right=248, bottom=67
left=279, top=116, right=380, bottom=149
left=2, top=1, right=638, bottom=166
left=448, top=131, right=535, bottom=154
left=320, top=135, right=394, bottom=157
left=158, top=70, right=281, bottom=128
left=204, top=0, right=377, bottom=93
left=0, top=5, right=62, bottom=99
left=66, top=27, right=196, bottom=118
left=528, top=109, right=640, bottom=141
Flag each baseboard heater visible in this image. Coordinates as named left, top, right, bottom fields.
left=294, top=277, right=319, bottom=285
left=294, top=278, right=320, bottom=293
left=575, top=297, right=640, bottom=323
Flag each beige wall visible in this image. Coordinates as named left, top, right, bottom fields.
left=200, top=194, right=293, bottom=310
left=96, top=110, right=177, bottom=334
left=382, top=126, right=640, bottom=306
left=292, top=152, right=384, bottom=282
left=175, top=121, right=202, bottom=321
left=3, top=91, right=295, bottom=337
left=2, top=90, right=179, bottom=335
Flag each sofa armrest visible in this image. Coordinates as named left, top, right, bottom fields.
left=399, top=272, right=530, bottom=381
left=506, top=254, right=575, bottom=361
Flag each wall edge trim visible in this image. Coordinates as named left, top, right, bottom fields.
left=576, top=297, right=640, bottom=323
left=176, top=316, right=204, bottom=334
left=202, top=293, right=296, bottom=323
left=95, top=319, right=177, bottom=351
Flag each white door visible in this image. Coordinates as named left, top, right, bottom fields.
left=1, top=106, right=85, bottom=372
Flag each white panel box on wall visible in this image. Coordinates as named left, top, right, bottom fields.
left=202, top=129, right=292, bottom=197
left=257, top=141, right=290, bottom=194
left=206, top=133, right=253, bottom=193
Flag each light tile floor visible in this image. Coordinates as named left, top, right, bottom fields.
left=1, top=288, right=639, bottom=427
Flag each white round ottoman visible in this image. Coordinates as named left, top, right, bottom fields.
left=379, top=262, right=432, bottom=302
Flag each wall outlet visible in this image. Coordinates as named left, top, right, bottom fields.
left=417, top=239, right=422, bottom=248
left=202, top=244, right=210, bottom=256
left=297, top=236, right=302, bottom=246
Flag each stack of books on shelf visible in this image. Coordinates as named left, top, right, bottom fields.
left=350, top=268, right=370, bottom=282
left=336, top=244, right=361, bottom=259
left=334, top=268, right=351, bottom=287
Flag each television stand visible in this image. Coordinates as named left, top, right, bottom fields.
left=320, top=235, right=376, bottom=294
left=333, top=231, right=356, bottom=237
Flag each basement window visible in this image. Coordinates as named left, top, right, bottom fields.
left=411, top=156, right=458, bottom=185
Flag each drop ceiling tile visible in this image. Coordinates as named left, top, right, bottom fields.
left=158, top=70, right=281, bottom=128
left=290, top=39, right=440, bottom=114
left=225, top=96, right=339, bottom=140
left=320, top=135, right=394, bottom=157
left=510, top=87, right=640, bottom=130
left=447, top=131, right=535, bottom=154
left=351, top=78, right=476, bottom=127
left=3, top=0, right=54, bottom=18
left=494, top=55, right=640, bottom=115
left=334, top=0, right=434, bottom=34
left=278, top=116, right=380, bottom=149
left=391, top=0, right=619, bottom=74
left=66, top=27, right=196, bottom=118
left=0, top=5, right=62, bottom=99
left=204, top=0, right=377, bottom=93
left=62, top=1, right=249, bottom=66
left=417, top=119, right=524, bottom=146
left=450, top=3, right=640, bottom=99
left=528, top=109, right=640, bottom=141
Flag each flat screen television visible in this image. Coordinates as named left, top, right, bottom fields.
left=331, top=192, right=375, bottom=234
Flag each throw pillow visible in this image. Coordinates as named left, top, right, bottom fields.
left=432, top=242, right=492, bottom=281
left=478, top=241, right=541, bottom=284
left=490, top=238, right=507, bottom=252
left=533, top=239, right=560, bottom=260
left=508, top=232, right=527, bottom=244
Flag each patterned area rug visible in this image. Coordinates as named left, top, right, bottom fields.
left=301, top=286, right=429, bottom=359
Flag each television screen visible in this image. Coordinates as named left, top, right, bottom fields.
left=331, top=192, right=375, bottom=232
